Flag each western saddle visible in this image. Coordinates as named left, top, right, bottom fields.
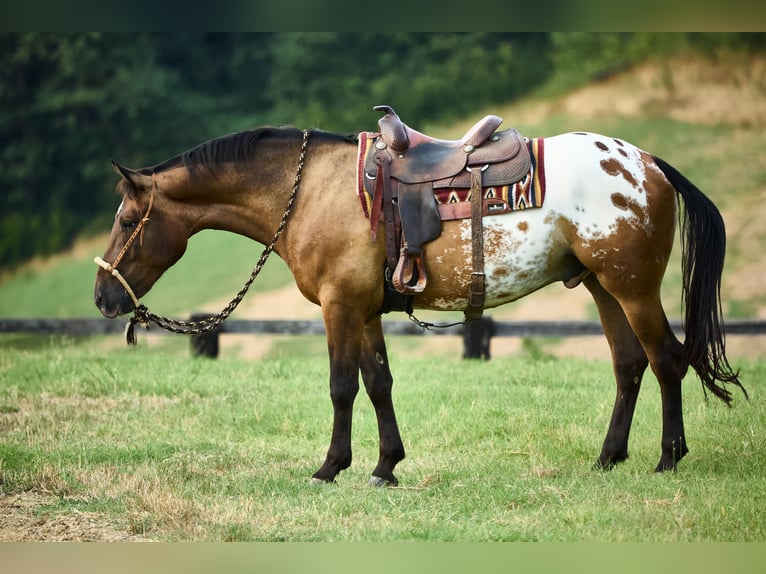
left=365, top=105, right=530, bottom=319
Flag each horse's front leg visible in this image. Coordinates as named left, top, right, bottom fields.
left=360, top=315, right=405, bottom=486
left=311, top=302, right=363, bottom=484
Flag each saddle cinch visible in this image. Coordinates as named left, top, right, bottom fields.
left=364, top=105, right=531, bottom=319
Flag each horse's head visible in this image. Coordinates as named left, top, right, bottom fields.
left=94, top=162, right=189, bottom=318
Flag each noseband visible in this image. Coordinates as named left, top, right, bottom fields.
left=94, top=173, right=157, bottom=308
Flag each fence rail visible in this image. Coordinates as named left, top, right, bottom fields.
left=3, top=317, right=766, bottom=359
left=2, top=317, right=766, bottom=337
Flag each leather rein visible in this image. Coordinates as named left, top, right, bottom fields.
left=94, top=129, right=310, bottom=345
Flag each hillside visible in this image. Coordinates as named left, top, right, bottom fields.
left=2, top=54, right=764, bottom=360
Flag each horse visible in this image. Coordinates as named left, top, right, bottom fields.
left=94, top=118, right=747, bottom=486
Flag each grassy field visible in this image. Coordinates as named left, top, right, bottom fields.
left=0, top=341, right=763, bottom=541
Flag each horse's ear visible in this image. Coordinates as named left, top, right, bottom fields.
left=111, top=161, right=152, bottom=192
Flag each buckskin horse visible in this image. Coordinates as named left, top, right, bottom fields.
left=94, top=107, right=746, bottom=486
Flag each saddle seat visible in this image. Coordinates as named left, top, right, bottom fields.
left=373, top=104, right=527, bottom=185
left=366, top=105, right=531, bottom=314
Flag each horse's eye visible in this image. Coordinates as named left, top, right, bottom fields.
left=121, top=220, right=138, bottom=232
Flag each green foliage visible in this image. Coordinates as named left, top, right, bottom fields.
left=266, top=33, right=551, bottom=130
left=544, top=32, right=766, bottom=94
left=1, top=33, right=763, bottom=270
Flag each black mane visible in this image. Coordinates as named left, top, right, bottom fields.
left=145, top=127, right=358, bottom=177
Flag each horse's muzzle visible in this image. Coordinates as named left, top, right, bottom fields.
left=94, top=276, right=135, bottom=318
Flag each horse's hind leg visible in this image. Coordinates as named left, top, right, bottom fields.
left=359, top=315, right=405, bottom=486
left=620, top=298, right=689, bottom=471
left=585, top=275, right=649, bottom=469
left=597, top=280, right=689, bottom=471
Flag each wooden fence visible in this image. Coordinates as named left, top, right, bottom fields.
left=2, top=317, right=765, bottom=359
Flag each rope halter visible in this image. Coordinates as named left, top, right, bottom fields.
left=94, top=173, right=157, bottom=308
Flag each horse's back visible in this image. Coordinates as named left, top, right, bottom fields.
left=543, top=131, right=667, bottom=216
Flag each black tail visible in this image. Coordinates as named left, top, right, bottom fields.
left=653, top=155, right=747, bottom=404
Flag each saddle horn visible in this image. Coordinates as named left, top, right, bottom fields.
left=374, top=105, right=409, bottom=153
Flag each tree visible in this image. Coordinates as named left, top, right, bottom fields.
left=0, top=33, right=230, bottom=268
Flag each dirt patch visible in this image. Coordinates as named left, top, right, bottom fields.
left=0, top=492, right=151, bottom=542
left=214, top=282, right=322, bottom=360
left=720, top=190, right=766, bottom=306
left=511, top=55, right=766, bottom=129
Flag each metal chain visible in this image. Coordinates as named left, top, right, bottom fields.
left=126, top=129, right=310, bottom=343
left=407, top=312, right=472, bottom=331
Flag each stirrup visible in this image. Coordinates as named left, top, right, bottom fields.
left=392, top=247, right=428, bottom=294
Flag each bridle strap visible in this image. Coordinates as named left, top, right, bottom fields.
left=93, top=173, right=158, bottom=308
left=112, top=174, right=157, bottom=269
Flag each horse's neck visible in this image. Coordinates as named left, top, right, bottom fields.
left=163, top=165, right=294, bottom=244
left=163, top=137, right=359, bottom=268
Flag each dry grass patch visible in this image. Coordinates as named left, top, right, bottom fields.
left=0, top=491, right=150, bottom=542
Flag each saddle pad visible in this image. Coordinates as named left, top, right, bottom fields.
left=356, top=132, right=546, bottom=221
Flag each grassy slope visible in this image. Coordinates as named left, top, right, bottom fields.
left=0, top=230, right=293, bottom=319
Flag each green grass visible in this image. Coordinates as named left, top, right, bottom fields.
left=1, top=342, right=763, bottom=541
left=0, top=230, right=293, bottom=319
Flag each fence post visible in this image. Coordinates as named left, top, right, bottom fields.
left=462, top=316, right=493, bottom=360
left=189, top=313, right=220, bottom=359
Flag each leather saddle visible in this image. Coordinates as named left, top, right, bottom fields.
left=365, top=105, right=530, bottom=316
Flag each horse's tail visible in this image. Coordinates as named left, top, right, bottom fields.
left=652, top=155, right=747, bottom=404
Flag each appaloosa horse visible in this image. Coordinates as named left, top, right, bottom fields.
left=94, top=114, right=746, bottom=486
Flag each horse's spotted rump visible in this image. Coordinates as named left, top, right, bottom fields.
left=611, top=193, right=629, bottom=211
left=600, top=157, right=639, bottom=188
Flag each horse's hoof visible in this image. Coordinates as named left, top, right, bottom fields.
left=654, top=460, right=678, bottom=473
left=368, top=475, right=397, bottom=488
left=310, top=477, right=336, bottom=486
left=593, top=459, right=616, bottom=471
left=594, top=451, right=628, bottom=471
